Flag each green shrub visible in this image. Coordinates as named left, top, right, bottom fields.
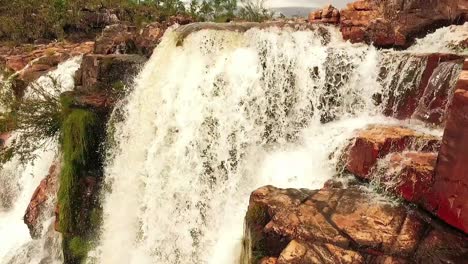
left=68, top=236, right=91, bottom=259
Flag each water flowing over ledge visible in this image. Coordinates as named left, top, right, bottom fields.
left=92, top=23, right=463, bottom=264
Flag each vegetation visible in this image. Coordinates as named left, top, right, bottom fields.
left=238, top=0, right=273, bottom=22
left=0, top=76, right=65, bottom=163
left=0, top=0, right=275, bottom=43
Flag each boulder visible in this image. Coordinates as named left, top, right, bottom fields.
left=244, top=185, right=468, bottom=263
left=344, top=125, right=439, bottom=178
left=340, top=0, right=468, bottom=48
left=24, top=161, right=60, bottom=238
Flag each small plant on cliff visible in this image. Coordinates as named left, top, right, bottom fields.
left=0, top=76, right=65, bottom=164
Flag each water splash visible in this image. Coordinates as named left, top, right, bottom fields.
left=408, top=23, right=468, bottom=55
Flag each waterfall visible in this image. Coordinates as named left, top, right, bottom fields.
left=0, top=57, right=82, bottom=264
left=94, top=24, right=451, bottom=264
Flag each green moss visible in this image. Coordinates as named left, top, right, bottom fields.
left=58, top=109, right=97, bottom=233
left=68, top=236, right=90, bottom=259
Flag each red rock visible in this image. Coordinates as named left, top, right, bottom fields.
left=376, top=152, right=437, bottom=209
left=308, top=5, right=340, bottom=24
left=345, top=125, right=439, bottom=179
left=384, top=53, right=463, bottom=122
left=432, top=87, right=468, bottom=234
left=0, top=132, right=10, bottom=148
left=340, top=0, right=468, bottom=48
left=259, top=257, right=277, bottom=264
left=24, top=161, right=60, bottom=238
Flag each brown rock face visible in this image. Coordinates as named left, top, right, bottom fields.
left=340, top=0, right=467, bottom=48
left=344, top=125, right=439, bottom=178
left=24, top=161, right=60, bottom=238
left=94, top=24, right=138, bottom=55
left=432, top=66, right=468, bottom=234
left=244, top=185, right=468, bottom=264
left=75, top=54, right=146, bottom=92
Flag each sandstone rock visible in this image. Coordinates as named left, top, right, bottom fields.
left=24, top=161, right=60, bottom=238
left=340, top=0, right=468, bottom=47
left=0, top=132, right=10, bottom=148
left=308, top=5, right=340, bottom=24
left=75, top=54, right=146, bottom=92
left=244, top=185, right=468, bottom=263
left=373, top=152, right=437, bottom=208
left=344, top=125, right=440, bottom=178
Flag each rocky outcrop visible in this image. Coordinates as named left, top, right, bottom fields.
left=0, top=42, right=94, bottom=97
left=340, top=0, right=467, bottom=48
left=24, top=161, right=60, bottom=238
left=431, top=59, right=468, bottom=234
left=244, top=185, right=468, bottom=264
left=75, top=54, right=146, bottom=92
left=308, top=5, right=340, bottom=24
left=93, top=15, right=193, bottom=57
left=344, top=125, right=439, bottom=178
left=94, top=24, right=138, bottom=55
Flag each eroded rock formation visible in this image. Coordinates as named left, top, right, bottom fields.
left=340, top=0, right=467, bottom=47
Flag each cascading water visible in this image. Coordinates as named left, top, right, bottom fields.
left=94, top=23, right=458, bottom=264
left=408, top=22, right=468, bottom=55
left=0, top=57, right=82, bottom=264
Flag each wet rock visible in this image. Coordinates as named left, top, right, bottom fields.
left=373, top=152, right=438, bottom=208
left=340, top=0, right=468, bottom=48
left=383, top=53, right=463, bottom=122
left=244, top=185, right=468, bottom=263
left=24, top=161, right=60, bottom=238
left=412, top=58, right=464, bottom=125
left=344, top=125, right=440, bottom=178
